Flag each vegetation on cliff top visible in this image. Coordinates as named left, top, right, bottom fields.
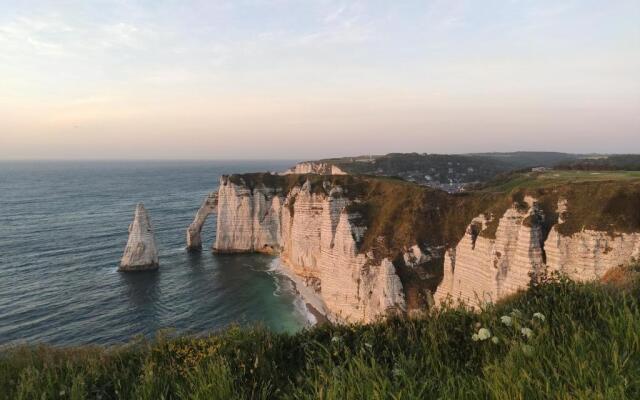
left=2, top=267, right=639, bottom=399
left=226, top=170, right=640, bottom=252
left=478, top=171, right=640, bottom=237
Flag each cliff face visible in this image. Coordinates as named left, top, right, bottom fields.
left=192, top=175, right=405, bottom=323
left=190, top=173, right=640, bottom=320
left=282, top=162, right=347, bottom=175
left=214, top=176, right=283, bottom=254
left=280, top=183, right=404, bottom=322
left=434, top=197, right=640, bottom=307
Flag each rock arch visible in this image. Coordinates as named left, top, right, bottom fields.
left=186, top=192, right=218, bottom=251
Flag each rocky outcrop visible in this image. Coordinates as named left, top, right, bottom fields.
left=189, top=175, right=405, bottom=323
left=214, top=176, right=283, bottom=254
left=282, top=162, right=347, bottom=175
left=191, top=174, right=640, bottom=319
left=120, top=203, right=159, bottom=271
left=280, top=184, right=404, bottom=322
left=545, top=231, right=640, bottom=281
left=186, top=192, right=218, bottom=251
left=434, top=197, right=640, bottom=307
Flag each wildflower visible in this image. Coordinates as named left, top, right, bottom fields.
left=471, top=333, right=480, bottom=341
left=521, top=344, right=534, bottom=356
left=533, top=312, right=546, bottom=322
left=478, top=328, right=492, bottom=341
left=491, top=337, right=500, bottom=344
left=510, top=309, right=522, bottom=318
left=500, top=315, right=513, bottom=326
left=331, top=336, right=341, bottom=343
left=521, top=327, right=534, bottom=339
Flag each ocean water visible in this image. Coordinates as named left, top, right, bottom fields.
left=0, top=160, right=310, bottom=346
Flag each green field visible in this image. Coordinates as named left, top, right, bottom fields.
left=483, top=170, right=640, bottom=192
left=1, top=266, right=639, bottom=400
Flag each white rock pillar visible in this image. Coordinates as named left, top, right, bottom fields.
left=119, top=202, right=159, bottom=271
left=186, top=192, right=218, bottom=251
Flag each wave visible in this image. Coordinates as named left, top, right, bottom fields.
left=266, top=258, right=317, bottom=326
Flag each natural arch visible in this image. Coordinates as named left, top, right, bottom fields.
left=186, top=192, right=218, bottom=251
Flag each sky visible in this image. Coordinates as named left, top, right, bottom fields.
left=1, top=0, right=639, bottom=160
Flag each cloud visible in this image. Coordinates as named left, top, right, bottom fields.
left=294, top=2, right=373, bottom=46
left=0, top=15, right=74, bottom=56
left=99, top=22, right=150, bottom=49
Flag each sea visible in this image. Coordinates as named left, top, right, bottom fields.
left=0, top=160, right=312, bottom=347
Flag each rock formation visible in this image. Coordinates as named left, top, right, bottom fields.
left=190, top=175, right=405, bottom=322
left=119, top=203, right=159, bottom=271
left=282, top=162, right=347, bottom=175
left=186, top=192, right=218, bottom=251
left=190, top=173, right=640, bottom=320
left=434, top=197, right=640, bottom=307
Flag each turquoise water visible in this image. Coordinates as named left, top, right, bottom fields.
left=0, top=161, right=309, bottom=346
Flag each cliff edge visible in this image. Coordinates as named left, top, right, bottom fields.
left=189, top=171, right=640, bottom=321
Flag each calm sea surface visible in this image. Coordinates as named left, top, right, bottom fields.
left=0, top=160, right=309, bottom=346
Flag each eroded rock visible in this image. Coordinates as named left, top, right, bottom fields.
left=119, top=203, right=159, bottom=271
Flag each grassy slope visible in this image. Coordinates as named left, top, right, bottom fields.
left=482, top=170, right=640, bottom=193
left=1, top=268, right=638, bottom=400
left=478, top=171, right=640, bottom=238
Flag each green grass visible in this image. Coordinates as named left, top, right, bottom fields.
left=482, top=170, right=640, bottom=193
left=2, top=267, right=639, bottom=400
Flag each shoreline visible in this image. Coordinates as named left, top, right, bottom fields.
left=269, top=258, right=331, bottom=326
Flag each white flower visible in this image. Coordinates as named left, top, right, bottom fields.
left=478, top=328, right=492, bottom=341
left=533, top=312, right=546, bottom=322
left=331, top=336, right=341, bottom=343
left=500, top=315, right=513, bottom=326
left=472, top=333, right=480, bottom=341
left=491, top=337, right=500, bottom=344
left=521, top=327, right=534, bottom=339
left=510, top=309, right=522, bottom=318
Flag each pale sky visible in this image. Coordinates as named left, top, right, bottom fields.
left=1, top=0, right=639, bottom=160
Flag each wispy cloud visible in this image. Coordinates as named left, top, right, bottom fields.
left=294, top=2, right=373, bottom=46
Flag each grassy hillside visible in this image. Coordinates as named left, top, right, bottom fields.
left=480, top=170, right=640, bottom=193
left=1, top=267, right=638, bottom=399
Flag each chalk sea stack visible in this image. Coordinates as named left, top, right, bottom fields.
left=119, top=202, right=159, bottom=271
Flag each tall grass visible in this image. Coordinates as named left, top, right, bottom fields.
left=1, top=269, right=638, bottom=399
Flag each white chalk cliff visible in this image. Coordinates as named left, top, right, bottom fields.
left=187, top=192, right=218, bottom=251
left=189, top=176, right=404, bottom=323
left=120, top=203, right=159, bottom=271
left=190, top=176, right=640, bottom=320
left=434, top=197, right=640, bottom=307
left=282, top=162, right=347, bottom=175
